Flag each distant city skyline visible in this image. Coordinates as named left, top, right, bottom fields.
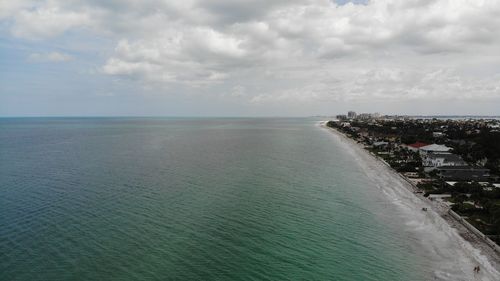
left=1, top=0, right=500, bottom=116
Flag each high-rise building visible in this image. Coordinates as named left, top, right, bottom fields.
left=336, top=114, right=347, bottom=121
left=357, top=113, right=371, bottom=120
left=348, top=111, right=357, bottom=119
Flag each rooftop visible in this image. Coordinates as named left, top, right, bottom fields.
left=437, top=166, right=489, bottom=171
left=426, top=152, right=466, bottom=164
left=420, top=144, right=452, bottom=152
left=408, top=142, right=428, bottom=148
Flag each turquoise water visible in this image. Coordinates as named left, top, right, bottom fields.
left=0, top=118, right=431, bottom=280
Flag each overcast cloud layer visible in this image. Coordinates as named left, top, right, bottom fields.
left=1, top=0, right=500, bottom=116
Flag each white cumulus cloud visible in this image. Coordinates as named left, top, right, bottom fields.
left=2, top=0, right=500, bottom=110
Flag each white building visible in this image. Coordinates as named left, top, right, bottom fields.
left=419, top=144, right=452, bottom=155
left=372, top=141, right=389, bottom=148
left=422, top=152, right=466, bottom=167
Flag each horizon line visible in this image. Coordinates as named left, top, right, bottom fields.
left=1, top=114, right=500, bottom=118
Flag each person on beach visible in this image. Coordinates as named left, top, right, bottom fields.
left=473, top=265, right=480, bottom=274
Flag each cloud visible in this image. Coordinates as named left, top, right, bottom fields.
left=101, top=30, right=239, bottom=85
left=2, top=0, right=500, bottom=107
left=252, top=66, right=500, bottom=104
left=28, top=52, right=73, bottom=62
left=12, top=5, right=91, bottom=39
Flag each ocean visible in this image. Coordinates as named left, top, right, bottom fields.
left=1, top=118, right=437, bottom=280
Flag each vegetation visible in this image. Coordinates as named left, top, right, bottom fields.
left=326, top=117, right=500, bottom=243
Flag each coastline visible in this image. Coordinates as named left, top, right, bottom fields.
left=320, top=122, right=500, bottom=280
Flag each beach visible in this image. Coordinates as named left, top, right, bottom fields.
left=321, top=122, right=500, bottom=280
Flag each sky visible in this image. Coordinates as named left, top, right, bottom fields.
left=1, top=0, right=500, bottom=117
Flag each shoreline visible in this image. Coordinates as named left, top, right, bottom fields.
left=320, top=122, right=500, bottom=280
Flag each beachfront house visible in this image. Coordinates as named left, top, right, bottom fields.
left=422, top=152, right=467, bottom=167
left=373, top=141, right=389, bottom=148
left=419, top=144, right=452, bottom=156
left=445, top=181, right=500, bottom=190
left=404, top=142, right=428, bottom=152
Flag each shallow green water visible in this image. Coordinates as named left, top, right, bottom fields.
left=0, top=118, right=431, bottom=280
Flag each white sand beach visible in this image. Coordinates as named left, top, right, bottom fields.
left=321, top=122, right=500, bottom=281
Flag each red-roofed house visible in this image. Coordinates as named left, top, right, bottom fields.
left=406, top=142, right=429, bottom=152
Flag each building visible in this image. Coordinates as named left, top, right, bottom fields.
left=348, top=111, right=357, bottom=119
left=419, top=144, right=452, bottom=155
left=405, top=142, right=428, bottom=152
left=357, top=113, right=372, bottom=120
left=336, top=114, right=347, bottom=121
left=372, top=141, right=389, bottom=148
left=433, top=132, right=445, bottom=138
left=436, top=166, right=490, bottom=181
left=445, top=181, right=500, bottom=190
left=422, top=152, right=467, bottom=167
